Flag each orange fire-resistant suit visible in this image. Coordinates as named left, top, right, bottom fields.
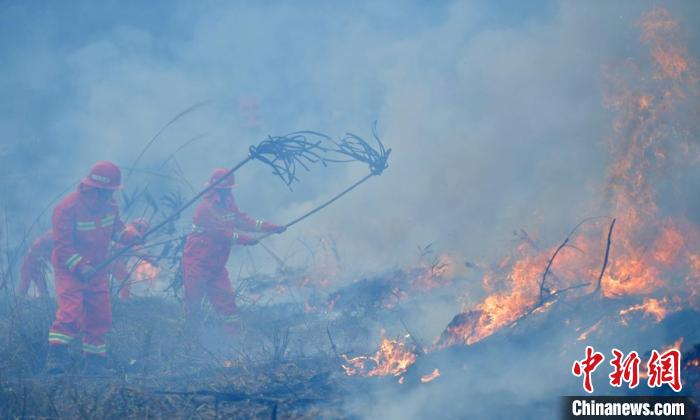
left=48, top=161, right=139, bottom=357
left=182, top=169, right=282, bottom=332
left=19, top=230, right=53, bottom=297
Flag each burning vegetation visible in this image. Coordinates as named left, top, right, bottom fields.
left=334, top=9, right=700, bottom=402
left=434, top=7, right=700, bottom=350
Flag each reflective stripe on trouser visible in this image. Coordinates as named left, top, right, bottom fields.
left=48, top=331, right=75, bottom=346
left=223, top=314, right=239, bottom=324
left=82, top=340, right=107, bottom=355
left=50, top=271, right=112, bottom=353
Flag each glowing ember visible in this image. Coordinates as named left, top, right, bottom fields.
left=327, top=295, right=338, bottom=312
left=420, top=368, right=441, bottom=384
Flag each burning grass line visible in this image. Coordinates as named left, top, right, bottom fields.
left=511, top=281, right=591, bottom=327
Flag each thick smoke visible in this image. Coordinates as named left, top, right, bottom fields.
left=2, top=1, right=699, bottom=275
left=1, top=2, right=700, bottom=416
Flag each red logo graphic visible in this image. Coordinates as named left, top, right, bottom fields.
left=609, top=349, right=640, bottom=389
left=572, top=346, right=606, bottom=393
left=572, top=346, right=683, bottom=393
left=647, top=349, right=682, bottom=392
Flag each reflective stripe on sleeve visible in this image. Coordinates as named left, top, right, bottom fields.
left=66, top=253, right=83, bottom=271
left=76, top=221, right=97, bottom=231
left=100, top=214, right=115, bottom=227
left=255, top=220, right=263, bottom=231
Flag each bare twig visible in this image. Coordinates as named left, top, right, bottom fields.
left=124, top=100, right=212, bottom=183
left=93, top=130, right=343, bottom=275
left=539, top=239, right=569, bottom=303
left=259, top=242, right=285, bottom=267
left=399, top=316, right=426, bottom=356
left=539, top=216, right=610, bottom=303
left=326, top=326, right=340, bottom=359
left=594, top=218, right=616, bottom=295
left=255, top=126, right=390, bottom=242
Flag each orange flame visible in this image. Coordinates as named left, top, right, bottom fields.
left=439, top=8, right=700, bottom=349
left=341, top=333, right=417, bottom=381
left=619, top=297, right=669, bottom=323
left=640, top=8, right=690, bottom=80
left=420, top=368, right=441, bottom=384
left=133, top=260, right=159, bottom=282
left=662, top=336, right=684, bottom=353
left=577, top=320, right=603, bottom=342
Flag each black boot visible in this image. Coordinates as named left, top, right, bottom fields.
left=83, top=354, right=111, bottom=377
left=45, top=345, right=69, bottom=375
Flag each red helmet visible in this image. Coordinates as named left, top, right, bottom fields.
left=81, top=161, right=122, bottom=190
left=208, top=168, right=235, bottom=189
left=129, top=218, right=150, bottom=235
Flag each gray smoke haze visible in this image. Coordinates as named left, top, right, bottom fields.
left=2, top=0, right=699, bottom=277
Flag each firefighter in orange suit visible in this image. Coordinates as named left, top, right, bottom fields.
left=19, top=230, right=53, bottom=297
left=46, top=161, right=141, bottom=374
left=182, top=168, right=284, bottom=334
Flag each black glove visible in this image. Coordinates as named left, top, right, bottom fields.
left=78, top=265, right=97, bottom=282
